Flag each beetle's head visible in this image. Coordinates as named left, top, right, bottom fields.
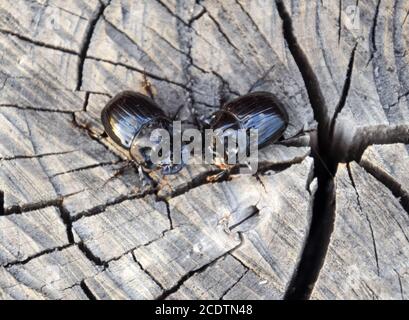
left=129, top=120, right=185, bottom=175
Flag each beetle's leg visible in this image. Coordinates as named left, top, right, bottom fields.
left=206, top=162, right=234, bottom=182
left=137, top=166, right=156, bottom=188
left=101, top=160, right=135, bottom=187
left=141, top=71, right=155, bottom=100
left=158, top=174, right=173, bottom=191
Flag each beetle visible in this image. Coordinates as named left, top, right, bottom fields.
left=101, top=90, right=183, bottom=175
left=210, top=91, right=289, bottom=148
left=208, top=91, right=289, bottom=176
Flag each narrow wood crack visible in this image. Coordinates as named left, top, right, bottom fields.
left=0, top=29, right=78, bottom=55
left=367, top=0, right=382, bottom=65
left=329, top=43, right=358, bottom=138
left=219, top=269, right=249, bottom=300
left=76, top=0, right=112, bottom=91
left=0, top=150, right=75, bottom=162
left=346, top=163, right=380, bottom=276
left=3, top=243, right=74, bottom=268
left=80, top=280, right=97, bottom=300
left=360, top=158, right=409, bottom=215
left=156, top=235, right=244, bottom=300
left=0, top=104, right=75, bottom=114
left=131, top=251, right=165, bottom=293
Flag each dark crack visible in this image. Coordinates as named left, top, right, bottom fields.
left=85, top=55, right=192, bottom=91
left=163, top=199, right=173, bottom=229
left=346, top=163, right=380, bottom=276
left=0, top=191, right=4, bottom=216
left=219, top=269, right=249, bottom=300
left=275, top=0, right=329, bottom=136
left=3, top=243, right=74, bottom=268
left=338, top=0, right=343, bottom=44
left=367, top=0, right=382, bottom=65
left=3, top=198, right=63, bottom=216
left=82, top=92, right=90, bottom=112
left=71, top=189, right=154, bottom=222
left=57, top=202, right=75, bottom=244
left=205, top=12, right=240, bottom=52
left=0, top=29, right=77, bottom=55
left=76, top=0, right=111, bottom=91
left=80, top=280, right=97, bottom=300
left=276, top=0, right=337, bottom=300
left=0, top=104, right=75, bottom=114
left=77, top=241, right=108, bottom=268
left=0, top=150, right=75, bottom=162
left=131, top=251, right=165, bottom=292
left=49, top=160, right=123, bottom=178
left=360, top=158, right=409, bottom=215
left=156, top=235, right=243, bottom=300
left=228, top=205, right=259, bottom=230
left=329, top=43, right=357, bottom=138
left=393, top=269, right=405, bottom=300
left=154, top=0, right=190, bottom=26
left=284, top=158, right=336, bottom=300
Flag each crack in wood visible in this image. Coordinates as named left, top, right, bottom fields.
left=367, top=0, right=382, bottom=65
left=0, top=29, right=78, bottom=55
left=329, top=43, right=358, bottom=139
left=156, top=234, right=244, bottom=300
left=76, top=0, right=112, bottom=91
left=276, top=0, right=337, bottom=300
left=79, top=280, right=97, bottom=300
left=85, top=55, right=192, bottom=91
left=219, top=269, right=249, bottom=300
left=70, top=189, right=155, bottom=222
left=0, top=150, right=75, bottom=162
left=360, top=158, right=409, bottom=215
left=0, top=104, right=75, bottom=114
left=346, top=163, right=380, bottom=276
left=131, top=251, right=165, bottom=292
left=154, top=0, right=190, bottom=26
left=3, top=243, right=74, bottom=268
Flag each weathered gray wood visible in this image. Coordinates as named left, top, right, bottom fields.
left=311, top=162, right=409, bottom=299
left=282, top=0, right=409, bottom=157
left=0, top=206, right=73, bottom=265
left=73, top=196, right=169, bottom=262
left=3, top=246, right=101, bottom=299
left=0, top=0, right=408, bottom=300
left=84, top=253, right=162, bottom=300
left=360, top=144, right=409, bottom=201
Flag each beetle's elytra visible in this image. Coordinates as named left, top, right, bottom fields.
left=210, top=91, right=289, bottom=148
left=101, top=91, right=169, bottom=149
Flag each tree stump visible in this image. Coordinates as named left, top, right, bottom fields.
left=0, top=0, right=408, bottom=300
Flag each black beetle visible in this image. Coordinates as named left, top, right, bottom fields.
left=101, top=91, right=183, bottom=174
left=203, top=91, right=289, bottom=180
left=209, top=91, right=289, bottom=161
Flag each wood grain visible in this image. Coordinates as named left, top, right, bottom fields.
left=0, top=0, right=408, bottom=300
